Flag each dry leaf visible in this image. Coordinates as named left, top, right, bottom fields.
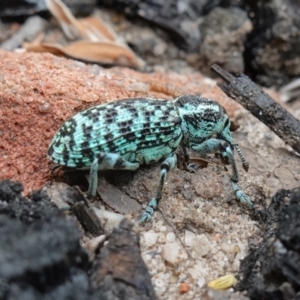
left=23, top=42, right=65, bottom=56
left=46, top=0, right=117, bottom=42
left=35, top=0, right=145, bottom=69
left=61, top=41, right=145, bottom=68
left=79, top=17, right=117, bottom=42
left=208, top=274, right=236, bottom=290
left=45, top=0, right=89, bottom=39
left=24, top=40, right=145, bottom=68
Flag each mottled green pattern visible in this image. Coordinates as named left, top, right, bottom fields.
left=48, top=98, right=183, bottom=168
left=175, top=94, right=231, bottom=146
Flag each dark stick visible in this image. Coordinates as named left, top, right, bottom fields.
left=71, top=201, right=105, bottom=237
left=65, top=186, right=105, bottom=237
left=211, top=64, right=300, bottom=154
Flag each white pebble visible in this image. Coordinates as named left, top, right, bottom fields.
left=153, top=43, right=167, bottom=56
left=92, top=207, right=123, bottom=231
left=160, top=226, right=167, bottom=232
left=166, top=232, right=176, bottom=242
left=157, top=232, right=166, bottom=244
left=162, top=242, right=187, bottom=265
left=193, top=234, right=211, bottom=257
left=154, top=278, right=165, bottom=288
left=184, top=230, right=196, bottom=247
left=143, top=230, right=158, bottom=248
left=220, top=242, right=239, bottom=254
left=197, top=277, right=206, bottom=288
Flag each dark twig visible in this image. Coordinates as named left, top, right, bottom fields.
left=65, top=186, right=105, bottom=237
left=211, top=64, right=300, bottom=154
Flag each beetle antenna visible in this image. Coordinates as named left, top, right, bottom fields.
left=234, top=144, right=249, bottom=172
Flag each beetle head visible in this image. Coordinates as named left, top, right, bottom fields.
left=175, top=95, right=233, bottom=144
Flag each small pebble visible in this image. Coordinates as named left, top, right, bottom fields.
left=157, top=232, right=166, bottom=244
left=220, top=243, right=240, bottom=254
left=162, top=242, right=187, bottom=265
left=154, top=278, right=165, bottom=288
left=193, top=234, right=211, bottom=257
left=92, top=207, right=123, bottom=231
left=197, top=277, right=206, bottom=288
left=166, top=232, right=176, bottom=242
left=184, top=230, right=196, bottom=247
left=126, top=82, right=149, bottom=92
left=160, top=225, right=167, bottom=232
left=179, top=282, right=190, bottom=294
left=153, top=43, right=167, bottom=56
left=143, top=230, right=158, bottom=248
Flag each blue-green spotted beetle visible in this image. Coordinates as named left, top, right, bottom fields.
left=48, top=95, right=252, bottom=222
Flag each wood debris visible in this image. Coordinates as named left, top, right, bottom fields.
left=23, top=0, right=145, bottom=69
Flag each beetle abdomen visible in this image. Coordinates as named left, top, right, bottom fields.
left=48, top=98, right=183, bottom=168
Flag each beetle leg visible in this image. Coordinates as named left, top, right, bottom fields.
left=140, top=153, right=177, bottom=222
left=87, top=152, right=140, bottom=199
left=181, top=146, right=190, bottom=164
left=180, top=146, right=199, bottom=173
left=191, top=138, right=253, bottom=208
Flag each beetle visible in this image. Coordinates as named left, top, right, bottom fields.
left=48, top=95, right=252, bottom=222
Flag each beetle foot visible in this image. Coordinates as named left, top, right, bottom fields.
left=140, top=198, right=157, bottom=223
left=232, top=182, right=253, bottom=208
left=183, top=162, right=200, bottom=173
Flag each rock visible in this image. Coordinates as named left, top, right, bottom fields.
left=43, top=182, right=71, bottom=210
left=185, top=230, right=196, bottom=247
left=143, top=230, right=158, bottom=248
left=157, top=232, right=166, bottom=244
left=92, top=207, right=124, bottom=232
left=162, top=242, right=188, bottom=265
left=100, top=0, right=202, bottom=51
left=199, top=7, right=252, bottom=75
left=96, top=177, right=141, bottom=214
left=244, top=0, right=300, bottom=87
left=193, top=234, right=211, bottom=258
left=166, top=232, right=176, bottom=243
left=220, top=243, right=240, bottom=255
left=197, top=276, right=206, bottom=288
left=0, top=50, right=240, bottom=195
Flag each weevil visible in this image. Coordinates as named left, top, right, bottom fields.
left=48, top=95, right=252, bottom=222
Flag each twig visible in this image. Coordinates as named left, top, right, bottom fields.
left=211, top=64, right=300, bottom=154
left=65, top=186, right=105, bottom=236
